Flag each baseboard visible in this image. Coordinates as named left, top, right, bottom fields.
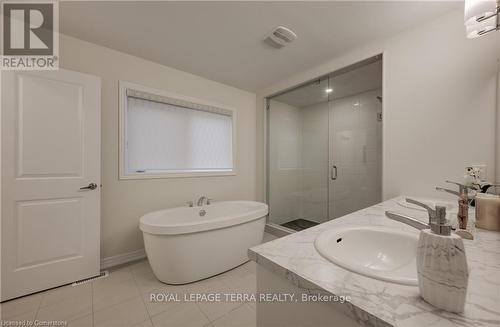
left=100, top=248, right=146, bottom=270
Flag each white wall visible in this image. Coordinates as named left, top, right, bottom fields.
left=59, top=34, right=257, bottom=259
left=257, top=9, right=500, bottom=202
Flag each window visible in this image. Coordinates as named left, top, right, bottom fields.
left=119, top=82, right=236, bottom=179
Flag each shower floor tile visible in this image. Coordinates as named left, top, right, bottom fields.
left=281, top=219, right=319, bottom=231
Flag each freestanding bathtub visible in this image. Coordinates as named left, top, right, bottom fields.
left=139, top=201, right=268, bottom=284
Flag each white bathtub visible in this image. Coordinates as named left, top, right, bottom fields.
left=139, top=201, right=268, bottom=284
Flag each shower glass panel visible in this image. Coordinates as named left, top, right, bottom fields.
left=267, top=78, right=330, bottom=231
left=267, top=56, right=382, bottom=232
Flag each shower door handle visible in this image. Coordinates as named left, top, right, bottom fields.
left=331, top=165, right=338, bottom=180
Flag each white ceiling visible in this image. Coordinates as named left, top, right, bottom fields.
left=273, top=59, right=382, bottom=107
left=60, top=1, right=459, bottom=92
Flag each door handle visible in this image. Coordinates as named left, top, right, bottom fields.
left=331, top=165, right=338, bottom=180
left=80, top=183, right=98, bottom=190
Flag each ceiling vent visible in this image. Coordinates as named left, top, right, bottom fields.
left=264, top=26, right=297, bottom=49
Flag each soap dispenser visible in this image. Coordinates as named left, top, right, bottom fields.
left=417, top=206, right=469, bottom=313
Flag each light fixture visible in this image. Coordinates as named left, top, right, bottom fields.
left=464, top=0, right=499, bottom=38
left=325, top=88, right=333, bottom=93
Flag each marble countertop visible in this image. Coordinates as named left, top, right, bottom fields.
left=249, top=197, right=500, bottom=327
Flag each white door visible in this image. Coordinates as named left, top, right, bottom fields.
left=1, top=69, right=101, bottom=301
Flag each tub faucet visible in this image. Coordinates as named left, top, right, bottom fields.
left=385, top=198, right=451, bottom=235
left=197, top=196, right=208, bottom=206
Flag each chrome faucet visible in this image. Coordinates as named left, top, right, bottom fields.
left=435, top=187, right=460, bottom=197
left=385, top=211, right=429, bottom=230
left=197, top=196, right=211, bottom=206
left=385, top=198, right=451, bottom=236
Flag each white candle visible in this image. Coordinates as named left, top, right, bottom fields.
left=475, top=194, right=500, bottom=231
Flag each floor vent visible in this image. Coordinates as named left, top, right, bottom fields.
left=72, top=271, right=109, bottom=286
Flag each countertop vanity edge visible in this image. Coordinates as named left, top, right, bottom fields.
left=249, top=196, right=500, bottom=327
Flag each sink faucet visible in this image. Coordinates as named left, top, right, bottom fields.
left=197, top=196, right=209, bottom=206
left=385, top=198, right=451, bottom=236
left=436, top=181, right=475, bottom=230
left=385, top=211, right=429, bottom=230
left=435, top=187, right=460, bottom=197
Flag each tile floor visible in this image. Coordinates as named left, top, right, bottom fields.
left=0, top=233, right=278, bottom=327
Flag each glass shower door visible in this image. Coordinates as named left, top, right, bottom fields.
left=328, top=60, right=383, bottom=219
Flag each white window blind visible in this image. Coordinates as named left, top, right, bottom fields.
left=125, top=91, right=234, bottom=175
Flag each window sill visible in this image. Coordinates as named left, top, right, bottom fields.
left=119, top=170, right=236, bottom=180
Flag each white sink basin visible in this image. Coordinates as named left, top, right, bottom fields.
left=314, top=226, right=418, bottom=286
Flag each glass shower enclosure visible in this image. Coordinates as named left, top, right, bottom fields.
left=266, top=56, right=383, bottom=231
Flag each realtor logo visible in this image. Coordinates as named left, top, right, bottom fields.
left=1, top=1, right=59, bottom=70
